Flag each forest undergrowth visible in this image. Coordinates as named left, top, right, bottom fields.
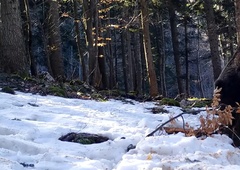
left=148, top=87, right=240, bottom=146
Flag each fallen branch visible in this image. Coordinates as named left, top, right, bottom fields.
left=146, top=112, right=186, bottom=137
left=146, top=109, right=205, bottom=137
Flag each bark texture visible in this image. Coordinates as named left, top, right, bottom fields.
left=140, top=0, right=159, bottom=97
left=203, top=0, right=222, bottom=80
left=0, top=0, right=28, bottom=75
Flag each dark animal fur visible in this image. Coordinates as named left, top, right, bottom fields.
left=215, top=47, right=240, bottom=146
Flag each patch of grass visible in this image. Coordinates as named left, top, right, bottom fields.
left=74, top=138, right=95, bottom=144
left=192, top=99, right=212, bottom=107
left=187, top=98, right=212, bottom=108
left=160, top=98, right=180, bottom=106
left=48, top=86, right=67, bottom=97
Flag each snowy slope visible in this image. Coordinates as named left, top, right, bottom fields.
left=0, top=91, right=240, bottom=170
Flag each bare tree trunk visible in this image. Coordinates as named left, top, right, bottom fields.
left=140, top=34, right=147, bottom=93
left=41, top=0, right=53, bottom=75
left=73, top=0, right=86, bottom=81
left=140, top=0, right=159, bottom=97
left=97, top=3, right=108, bottom=89
left=114, top=29, right=119, bottom=89
left=121, top=30, right=128, bottom=93
left=20, top=0, right=37, bottom=76
left=107, top=11, right=115, bottom=89
left=47, top=0, right=64, bottom=79
left=133, top=31, right=143, bottom=96
left=235, top=0, right=240, bottom=45
left=93, top=0, right=101, bottom=87
left=98, top=45, right=108, bottom=89
left=157, top=12, right=167, bottom=97
left=120, top=7, right=134, bottom=93
left=83, top=0, right=95, bottom=84
left=160, top=16, right=167, bottom=97
left=167, top=0, right=184, bottom=95
left=0, top=0, right=28, bottom=75
left=197, top=19, right=204, bottom=98
left=126, top=30, right=134, bottom=92
left=203, top=0, right=222, bottom=80
left=184, top=16, right=189, bottom=97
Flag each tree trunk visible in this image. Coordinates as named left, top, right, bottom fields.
left=93, top=0, right=101, bottom=87
left=168, top=0, right=184, bottom=95
left=197, top=19, right=204, bottom=98
left=121, top=30, right=128, bottom=93
left=120, top=7, right=134, bottom=93
left=235, top=0, right=240, bottom=45
left=160, top=15, right=167, bottom=97
left=140, top=0, right=159, bottom=97
left=0, top=0, right=28, bottom=75
left=154, top=12, right=167, bottom=97
left=114, top=29, right=119, bottom=89
left=20, top=0, right=37, bottom=76
left=83, top=0, right=96, bottom=85
left=184, top=16, right=189, bottom=97
left=140, top=34, right=147, bottom=93
left=107, top=11, right=115, bottom=89
left=98, top=46, right=108, bottom=89
left=203, top=0, right=222, bottom=80
left=133, top=31, right=143, bottom=96
left=41, top=0, right=53, bottom=75
left=95, top=1, right=108, bottom=89
left=47, top=0, right=65, bottom=79
left=73, top=0, right=86, bottom=81
left=126, top=30, right=134, bottom=92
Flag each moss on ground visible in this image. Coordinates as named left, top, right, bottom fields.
left=1, top=86, right=15, bottom=94
left=188, top=98, right=212, bottom=107
left=48, top=86, right=67, bottom=97
left=160, top=98, right=180, bottom=106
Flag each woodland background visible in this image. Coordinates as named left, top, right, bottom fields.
left=0, top=0, right=239, bottom=99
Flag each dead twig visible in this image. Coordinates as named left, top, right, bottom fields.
left=146, top=109, right=205, bottom=137
left=146, top=112, right=186, bottom=137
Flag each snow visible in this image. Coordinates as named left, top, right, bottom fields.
left=0, top=91, right=240, bottom=170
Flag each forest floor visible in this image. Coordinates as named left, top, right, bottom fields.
left=0, top=73, right=122, bottom=101
left=0, top=73, right=212, bottom=109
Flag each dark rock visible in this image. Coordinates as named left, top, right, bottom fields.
left=20, top=162, right=34, bottom=168
left=151, top=106, right=169, bottom=114
left=127, top=144, right=136, bottom=152
left=59, top=132, right=109, bottom=144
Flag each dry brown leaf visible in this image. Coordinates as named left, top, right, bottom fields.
left=197, top=87, right=234, bottom=136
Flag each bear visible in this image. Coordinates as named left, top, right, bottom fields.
left=215, top=46, right=240, bottom=146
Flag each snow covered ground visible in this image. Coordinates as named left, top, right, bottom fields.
left=0, top=91, right=240, bottom=170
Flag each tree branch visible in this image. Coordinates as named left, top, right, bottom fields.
left=146, top=109, right=205, bottom=137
